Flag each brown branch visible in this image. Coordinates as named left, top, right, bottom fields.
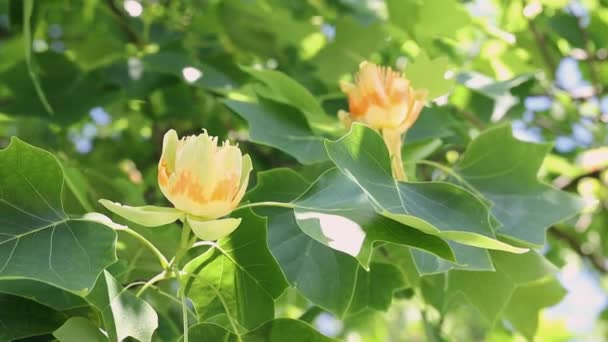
left=455, top=108, right=486, bottom=130
left=571, top=7, right=603, bottom=95
left=103, top=0, right=142, bottom=46
left=548, top=227, right=607, bottom=274
left=528, top=18, right=557, bottom=72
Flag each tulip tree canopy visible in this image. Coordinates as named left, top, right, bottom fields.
left=0, top=0, right=606, bottom=341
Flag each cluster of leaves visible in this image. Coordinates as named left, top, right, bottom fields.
left=0, top=0, right=607, bottom=341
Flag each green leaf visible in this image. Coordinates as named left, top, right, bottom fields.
left=248, top=169, right=359, bottom=317
left=454, top=124, right=585, bottom=246
left=183, top=209, right=288, bottom=331
left=0, top=138, right=117, bottom=294
left=405, top=54, right=454, bottom=100
left=242, top=67, right=340, bottom=135
left=503, top=277, right=566, bottom=340
left=243, top=318, right=337, bottom=341
left=180, top=322, right=232, bottom=342
left=405, top=106, right=457, bottom=143
left=324, top=124, right=526, bottom=254
left=347, top=262, right=406, bottom=314
left=415, top=0, right=470, bottom=39
left=411, top=242, right=494, bottom=275
left=182, top=319, right=338, bottom=342
left=85, top=271, right=158, bottom=342
left=0, top=294, right=66, bottom=341
left=456, top=72, right=534, bottom=121
left=53, top=317, right=107, bottom=342
left=446, top=251, right=559, bottom=325
left=0, top=279, right=86, bottom=311
left=23, top=0, right=54, bottom=115
left=224, top=98, right=328, bottom=164
left=143, top=51, right=237, bottom=91
left=0, top=53, right=119, bottom=124
left=293, top=168, right=455, bottom=267
left=387, top=0, right=470, bottom=40
left=99, top=199, right=183, bottom=227
left=312, top=17, right=386, bottom=84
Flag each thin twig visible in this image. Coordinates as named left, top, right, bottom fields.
left=103, top=0, right=143, bottom=46
left=528, top=18, right=557, bottom=72
left=570, top=6, right=603, bottom=95
left=454, top=108, right=486, bottom=130
left=548, top=227, right=607, bottom=273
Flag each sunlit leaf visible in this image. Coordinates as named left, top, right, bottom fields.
left=53, top=317, right=107, bottom=342
left=85, top=271, right=158, bottom=342
left=224, top=98, right=328, bottom=164
left=183, top=209, right=288, bottom=330
left=454, top=124, right=584, bottom=246
left=0, top=138, right=117, bottom=294
left=324, top=124, right=526, bottom=254
left=248, top=169, right=359, bottom=316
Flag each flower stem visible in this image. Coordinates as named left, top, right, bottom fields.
left=178, top=268, right=189, bottom=342
left=175, top=221, right=192, bottom=342
left=136, top=270, right=172, bottom=297
left=382, top=128, right=407, bottom=182
left=117, top=226, right=169, bottom=269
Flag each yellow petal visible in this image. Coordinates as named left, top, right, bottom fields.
left=160, top=129, right=179, bottom=173
left=216, top=144, right=242, bottom=180
left=187, top=200, right=234, bottom=220
left=188, top=216, right=242, bottom=241
left=339, top=80, right=355, bottom=94
left=158, top=130, right=179, bottom=198
left=99, top=199, right=184, bottom=227
left=338, top=110, right=353, bottom=128
left=232, top=154, right=252, bottom=207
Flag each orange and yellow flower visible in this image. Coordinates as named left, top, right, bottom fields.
left=100, top=129, right=251, bottom=241
left=158, top=129, right=252, bottom=220
left=339, top=62, right=427, bottom=180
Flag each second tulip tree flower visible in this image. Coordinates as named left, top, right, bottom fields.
left=339, top=61, right=428, bottom=181
left=100, top=129, right=252, bottom=241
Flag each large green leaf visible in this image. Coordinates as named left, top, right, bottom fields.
left=503, top=277, right=566, bottom=340
left=414, top=0, right=470, bottom=39
left=0, top=279, right=86, bottom=311
left=248, top=169, right=359, bottom=316
left=293, top=168, right=455, bottom=267
left=0, top=53, right=120, bottom=124
left=182, top=319, right=338, bottom=342
left=0, top=138, right=117, bottom=294
left=312, top=16, right=386, bottom=84
left=224, top=98, right=328, bottom=164
left=454, top=124, right=584, bottom=246
left=324, top=124, right=526, bottom=254
left=0, top=294, right=67, bottom=341
left=387, top=0, right=470, bottom=40
left=405, top=54, right=454, bottom=100
left=347, top=262, right=406, bottom=315
left=183, top=209, right=288, bottom=331
left=405, top=106, right=457, bottom=143
left=455, top=72, right=534, bottom=122
left=143, top=51, right=237, bottom=91
left=242, top=67, right=340, bottom=135
left=446, top=251, right=559, bottom=325
left=53, top=317, right=107, bottom=342
left=85, top=271, right=158, bottom=342
left=411, top=242, right=494, bottom=275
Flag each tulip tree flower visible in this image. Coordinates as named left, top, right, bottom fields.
left=339, top=61, right=427, bottom=181
left=100, top=129, right=252, bottom=241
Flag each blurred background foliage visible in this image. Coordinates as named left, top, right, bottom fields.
left=0, top=0, right=607, bottom=341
